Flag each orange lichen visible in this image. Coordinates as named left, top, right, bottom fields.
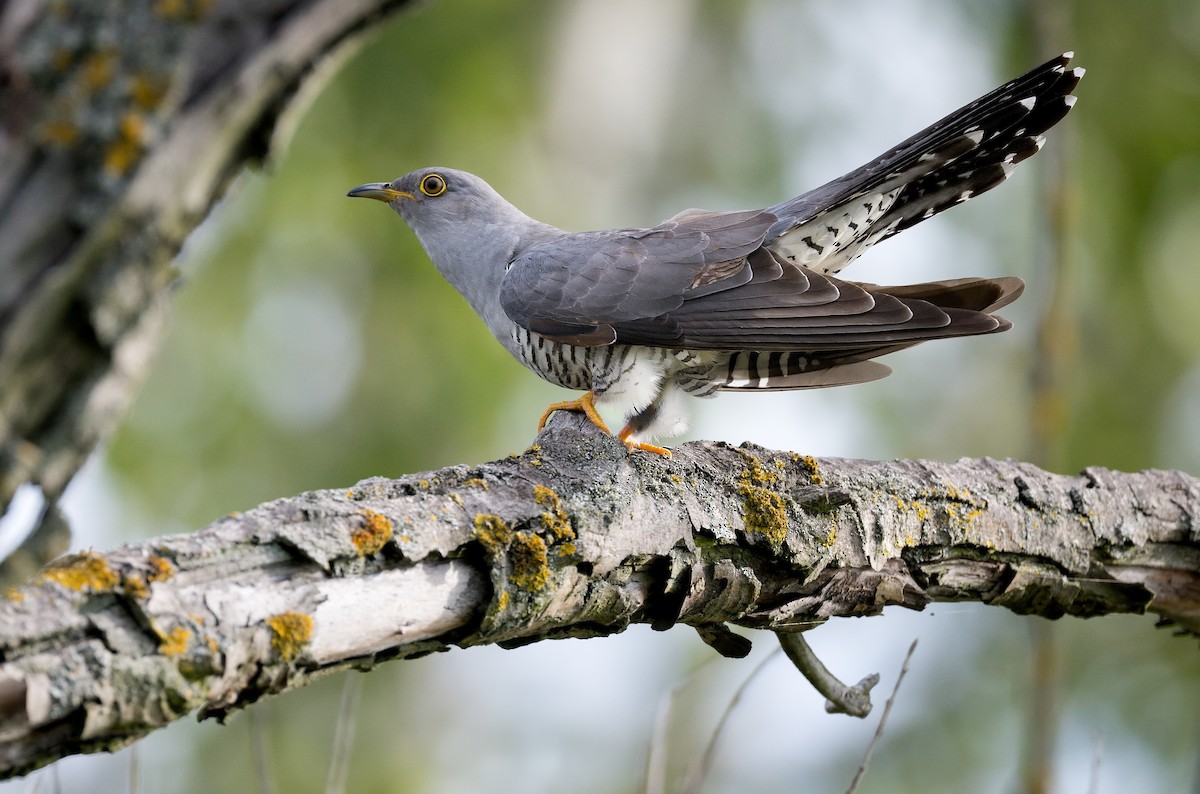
left=351, top=509, right=393, bottom=555
left=267, top=612, right=313, bottom=662
left=40, top=552, right=119, bottom=592
left=159, top=626, right=191, bottom=657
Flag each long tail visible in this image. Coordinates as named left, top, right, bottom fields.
left=767, top=52, right=1083, bottom=275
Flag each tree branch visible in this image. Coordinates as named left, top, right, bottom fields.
left=0, top=412, right=1197, bottom=777
left=0, top=0, right=413, bottom=583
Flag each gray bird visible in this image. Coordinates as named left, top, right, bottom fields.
left=350, top=53, right=1083, bottom=456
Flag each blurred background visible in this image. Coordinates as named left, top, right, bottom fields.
left=9, top=0, right=1200, bottom=791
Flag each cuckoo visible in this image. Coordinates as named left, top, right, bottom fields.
left=350, top=53, right=1082, bottom=456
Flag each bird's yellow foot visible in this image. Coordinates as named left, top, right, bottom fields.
left=537, top=391, right=612, bottom=434
left=618, top=426, right=672, bottom=458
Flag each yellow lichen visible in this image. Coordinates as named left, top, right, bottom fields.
left=736, top=452, right=789, bottom=546
left=80, top=50, right=116, bottom=90
left=40, top=119, right=80, bottom=147
left=40, top=552, right=119, bottom=592
left=129, top=73, right=168, bottom=109
left=464, top=478, right=489, bottom=490
left=50, top=48, right=73, bottom=72
left=4, top=587, right=25, bottom=602
left=738, top=451, right=779, bottom=486
left=267, top=612, right=313, bottom=662
left=153, top=0, right=215, bottom=21
left=159, top=626, right=191, bottom=657
left=509, top=533, right=551, bottom=591
left=533, top=486, right=575, bottom=541
left=473, top=514, right=512, bottom=552
left=147, top=555, right=175, bottom=582
left=823, top=527, right=838, bottom=547
left=122, top=574, right=148, bottom=599
left=798, top=455, right=823, bottom=485
left=740, top=484, right=789, bottom=547
left=351, top=509, right=393, bottom=555
left=527, top=444, right=544, bottom=467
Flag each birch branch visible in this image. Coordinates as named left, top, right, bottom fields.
left=0, top=0, right=413, bottom=583
left=0, top=413, right=1197, bottom=777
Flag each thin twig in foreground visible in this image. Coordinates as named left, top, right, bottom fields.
left=846, top=639, right=919, bottom=794
left=681, top=648, right=783, bottom=794
left=325, top=673, right=364, bottom=794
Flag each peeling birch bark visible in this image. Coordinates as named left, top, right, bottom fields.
left=0, top=413, right=1197, bottom=778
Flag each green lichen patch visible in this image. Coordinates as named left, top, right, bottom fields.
left=267, top=612, right=314, bottom=662
left=351, top=509, right=393, bottom=555
left=39, top=551, right=119, bottom=593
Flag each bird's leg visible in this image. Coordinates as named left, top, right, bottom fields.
left=617, top=425, right=671, bottom=458
left=537, top=391, right=611, bottom=434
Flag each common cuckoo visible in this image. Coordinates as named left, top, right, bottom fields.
left=350, top=53, right=1083, bottom=456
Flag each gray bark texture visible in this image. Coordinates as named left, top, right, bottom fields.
left=0, top=0, right=412, bottom=587
left=1, top=411, right=1198, bottom=778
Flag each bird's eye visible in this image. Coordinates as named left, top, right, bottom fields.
left=420, top=174, right=447, bottom=197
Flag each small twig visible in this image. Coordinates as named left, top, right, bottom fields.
left=128, top=743, right=139, bottom=794
left=776, top=632, right=878, bottom=718
left=845, top=639, right=918, bottom=794
left=1087, top=731, right=1104, bottom=794
left=249, top=705, right=276, bottom=794
left=681, top=647, right=783, bottom=794
left=325, top=673, right=364, bottom=794
left=643, top=654, right=721, bottom=794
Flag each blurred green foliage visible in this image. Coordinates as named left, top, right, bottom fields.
left=42, top=0, right=1200, bottom=792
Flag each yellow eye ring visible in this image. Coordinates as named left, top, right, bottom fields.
left=419, top=173, right=447, bottom=197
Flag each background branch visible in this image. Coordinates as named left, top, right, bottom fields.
left=0, top=0, right=413, bottom=585
left=1, top=413, right=1197, bottom=778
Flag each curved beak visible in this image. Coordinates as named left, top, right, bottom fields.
left=346, top=183, right=414, bottom=202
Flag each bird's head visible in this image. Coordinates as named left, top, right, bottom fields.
left=347, top=167, right=529, bottom=251
left=348, top=167, right=556, bottom=327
